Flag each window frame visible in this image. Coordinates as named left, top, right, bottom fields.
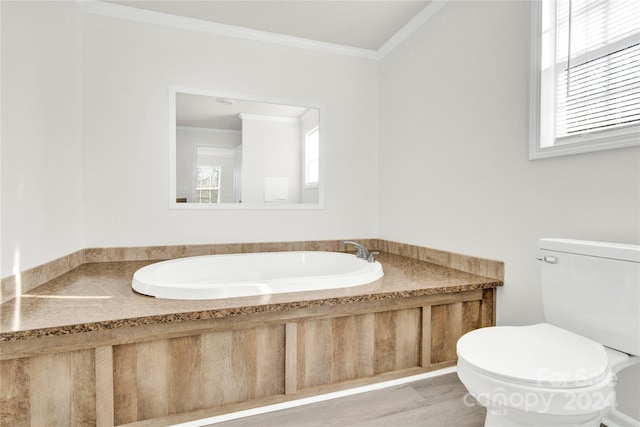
left=303, top=126, right=320, bottom=188
left=194, top=164, right=222, bottom=204
left=529, top=0, right=640, bottom=160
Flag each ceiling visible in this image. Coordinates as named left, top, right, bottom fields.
left=176, top=93, right=311, bottom=130
left=101, top=0, right=431, bottom=51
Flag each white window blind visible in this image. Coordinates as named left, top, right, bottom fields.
left=530, top=0, right=640, bottom=159
left=555, top=0, right=640, bottom=139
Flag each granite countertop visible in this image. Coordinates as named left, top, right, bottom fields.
left=0, top=253, right=502, bottom=342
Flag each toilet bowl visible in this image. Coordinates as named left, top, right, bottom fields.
left=456, top=239, right=640, bottom=427
left=457, top=323, right=632, bottom=427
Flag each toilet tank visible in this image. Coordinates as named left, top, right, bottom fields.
left=539, top=238, right=640, bottom=356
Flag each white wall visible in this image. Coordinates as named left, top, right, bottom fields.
left=241, top=116, right=301, bottom=203
left=81, top=11, right=379, bottom=247
left=379, top=0, right=640, bottom=419
left=1, top=1, right=84, bottom=277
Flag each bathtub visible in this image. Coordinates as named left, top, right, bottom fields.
left=132, top=251, right=384, bottom=299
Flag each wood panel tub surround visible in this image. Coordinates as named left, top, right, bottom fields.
left=0, top=252, right=501, bottom=427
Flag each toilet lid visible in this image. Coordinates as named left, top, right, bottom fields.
left=457, top=323, right=609, bottom=388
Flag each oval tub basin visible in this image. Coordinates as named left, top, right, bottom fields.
left=132, top=251, right=384, bottom=299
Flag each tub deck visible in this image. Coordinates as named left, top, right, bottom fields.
left=0, top=251, right=502, bottom=426
left=1, top=252, right=500, bottom=341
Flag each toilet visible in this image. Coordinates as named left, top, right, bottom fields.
left=457, top=238, right=640, bottom=427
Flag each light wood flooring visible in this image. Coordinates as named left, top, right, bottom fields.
left=211, top=373, right=486, bottom=426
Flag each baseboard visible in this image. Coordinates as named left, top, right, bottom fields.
left=604, top=409, right=640, bottom=427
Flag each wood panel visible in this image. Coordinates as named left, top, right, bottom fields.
left=374, top=308, right=421, bottom=374
left=462, top=300, right=481, bottom=335
left=331, top=314, right=375, bottom=383
left=113, top=325, right=285, bottom=424
left=1, top=288, right=496, bottom=426
left=0, top=358, right=30, bottom=425
left=430, top=300, right=483, bottom=365
left=481, top=288, right=496, bottom=327
left=297, top=314, right=377, bottom=388
left=254, top=326, right=286, bottom=398
left=297, top=309, right=422, bottom=391
left=296, top=318, right=332, bottom=389
left=421, top=305, right=432, bottom=367
left=0, top=349, right=96, bottom=426
left=431, top=302, right=462, bottom=364
left=284, top=323, right=297, bottom=395
left=169, top=335, right=201, bottom=414
left=95, top=346, right=114, bottom=427
left=112, top=341, right=140, bottom=424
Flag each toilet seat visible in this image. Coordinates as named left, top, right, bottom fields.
left=457, top=323, right=609, bottom=388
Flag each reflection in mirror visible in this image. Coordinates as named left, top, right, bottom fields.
left=170, top=88, right=323, bottom=209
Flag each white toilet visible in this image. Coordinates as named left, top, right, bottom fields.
left=457, top=239, right=640, bottom=427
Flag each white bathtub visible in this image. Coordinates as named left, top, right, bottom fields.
left=132, top=251, right=384, bottom=299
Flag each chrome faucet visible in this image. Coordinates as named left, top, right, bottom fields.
left=342, top=241, right=379, bottom=263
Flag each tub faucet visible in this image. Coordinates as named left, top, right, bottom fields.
left=342, top=241, right=378, bottom=263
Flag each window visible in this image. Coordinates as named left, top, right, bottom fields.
left=530, top=0, right=640, bottom=159
left=304, top=127, right=320, bottom=187
left=195, top=165, right=221, bottom=203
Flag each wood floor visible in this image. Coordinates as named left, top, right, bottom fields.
left=210, top=373, right=486, bottom=426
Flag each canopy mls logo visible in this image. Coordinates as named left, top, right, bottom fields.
left=463, top=369, right=617, bottom=414
left=463, top=388, right=615, bottom=414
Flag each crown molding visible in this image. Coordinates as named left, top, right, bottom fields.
left=377, top=0, right=449, bottom=59
left=76, top=0, right=448, bottom=61
left=76, top=0, right=449, bottom=60
left=75, top=0, right=380, bottom=60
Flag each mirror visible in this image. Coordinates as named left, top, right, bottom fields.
left=169, top=87, right=324, bottom=209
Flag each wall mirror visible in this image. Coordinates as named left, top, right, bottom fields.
left=169, top=87, right=324, bottom=209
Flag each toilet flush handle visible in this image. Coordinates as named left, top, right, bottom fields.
left=536, top=256, right=558, bottom=264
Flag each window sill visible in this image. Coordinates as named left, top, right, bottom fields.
left=529, top=126, right=640, bottom=160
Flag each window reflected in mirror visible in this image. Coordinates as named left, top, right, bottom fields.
left=304, top=127, right=320, bottom=188
left=195, top=155, right=221, bottom=203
